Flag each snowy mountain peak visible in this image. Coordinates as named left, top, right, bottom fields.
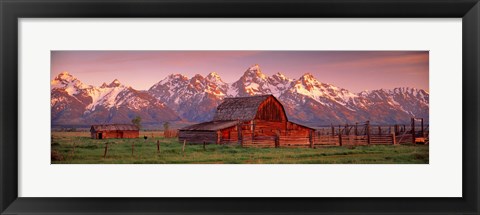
left=390, top=87, right=425, bottom=95
left=188, top=74, right=206, bottom=91
left=369, top=87, right=428, bottom=98
left=298, top=73, right=320, bottom=88
left=54, top=71, right=77, bottom=82
left=108, top=79, right=122, bottom=88
left=169, top=73, right=189, bottom=81
left=207, top=72, right=219, bottom=77
left=50, top=72, right=89, bottom=95
left=249, top=64, right=260, bottom=71
left=192, top=74, right=204, bottom=80
left=359, top=90, right=370, bottom=97
left=300, top=73, right=316, bottom=81
left=57, top=71, right=73, bottom=79
left=269, top=72, right=292, bottom=84
left=272, top=72, right=289, bottom=80
left=170, top=73, right=188, bottom=79
left=244, top=64, right=267, bottom=79
left=206, top=72, right=223, bottom=81
left=156, top=74, right=189, bottom=86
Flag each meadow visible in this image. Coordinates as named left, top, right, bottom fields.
left=51, top=131, right=429, bottom=164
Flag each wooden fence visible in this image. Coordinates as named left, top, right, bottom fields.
left=313, top=119, right=428, bottom=146
left=241, top=119, right=428, bottom=148
left=238, top=132, right=423, bottom=148
left=240, top=134, right=397, bottom=148
left=179, top=118, right=427, bottom=148
left=242, top=136, right=276, bottom=148
left=241, top=135, right=312, bottom=148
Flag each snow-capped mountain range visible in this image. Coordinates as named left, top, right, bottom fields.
left=51, top=72, right=180, bottom=126
left=51, top=65, right=429, bottom=127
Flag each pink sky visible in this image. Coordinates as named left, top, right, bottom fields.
left=51, top=51, right=428, bottom=93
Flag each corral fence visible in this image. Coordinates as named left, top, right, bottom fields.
left=314, top=118, right=428, bottom=147
left=241, top=135, right=313, bottom=148
left=241, top=118, right=428, bottom=148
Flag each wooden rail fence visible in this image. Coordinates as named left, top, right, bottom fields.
left=180, top=118, right=427, bottom=148
left=239, top=118, right=428, bottom=148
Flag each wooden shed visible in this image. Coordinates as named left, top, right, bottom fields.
left=179, top=95, right=315, bottom=147
left=90, top=124, right=139, bottom=139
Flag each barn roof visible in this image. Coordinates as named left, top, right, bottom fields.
left=179, top=120, right=238, bottom=131
left=288, top=121, right=316, bottom=130
left=91, top=124, right=139, bottom=131
left=213, top=95, right=274, bottom=121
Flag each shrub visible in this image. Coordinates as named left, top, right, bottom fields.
left=51, top=150, right=64, bottom=161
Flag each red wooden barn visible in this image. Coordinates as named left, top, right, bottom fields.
left=179, top=95, right=314, bottom=147
left=90, top=124, right=139, bottom=139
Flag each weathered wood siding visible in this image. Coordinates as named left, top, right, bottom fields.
left=286, top=122, right=311, bottom=136
left=218, top=126, right=239, bottom=144
left=239, top=121, right=314, bottom=148
left=178, top=130, right=218, bottom=144
left=252, top=120, right=286, bottom=136
left=254, top=96, right=287, bottom=121
left=91, top=130, right=139, bottom=139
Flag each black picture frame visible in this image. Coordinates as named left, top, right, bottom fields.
left=1, top=0, right=479, bottom=214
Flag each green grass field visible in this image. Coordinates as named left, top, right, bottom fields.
left=51, top=132, right=429, bottom=164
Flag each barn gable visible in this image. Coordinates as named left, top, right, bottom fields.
left=213, top=95, right=287, bottom=121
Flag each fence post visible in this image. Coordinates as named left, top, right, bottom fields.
left=203, top=141, right=206, bottom=151
left=72, top=142, right=76, bottom=155
left=251, top=120, right=255, bottom=145
left=331, top=125, right=334, bottom=137
left=378, top=126, right=381, bottom=135
left=157, top=140, right=160, bottom=153
left=392, top=132, right=396, bottom=145
left=411, top=118, right=416, bottom=145
left=421, top=118, right=424, bottom=138
left=103, top=142, right=108, bottom=159
left=355, top=123, right=358, bottom=135
left=182, top=140, right=186, bottom=153
left=309, top=130, right=314, bottom=148
left=275, top=134, right=279, bottom=148
left=338, top=132, right=342, bottom=146
left=237, top=123, right=243, bottom=147
left=366, top=121, right=371, bottom=145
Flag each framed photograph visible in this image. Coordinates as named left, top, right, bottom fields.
left=1, top=0, right=479, bottom=214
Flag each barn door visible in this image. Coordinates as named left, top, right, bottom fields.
left=221, top=130, right=230, bottom=141
left=98, top=133, right=103, bottom=139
